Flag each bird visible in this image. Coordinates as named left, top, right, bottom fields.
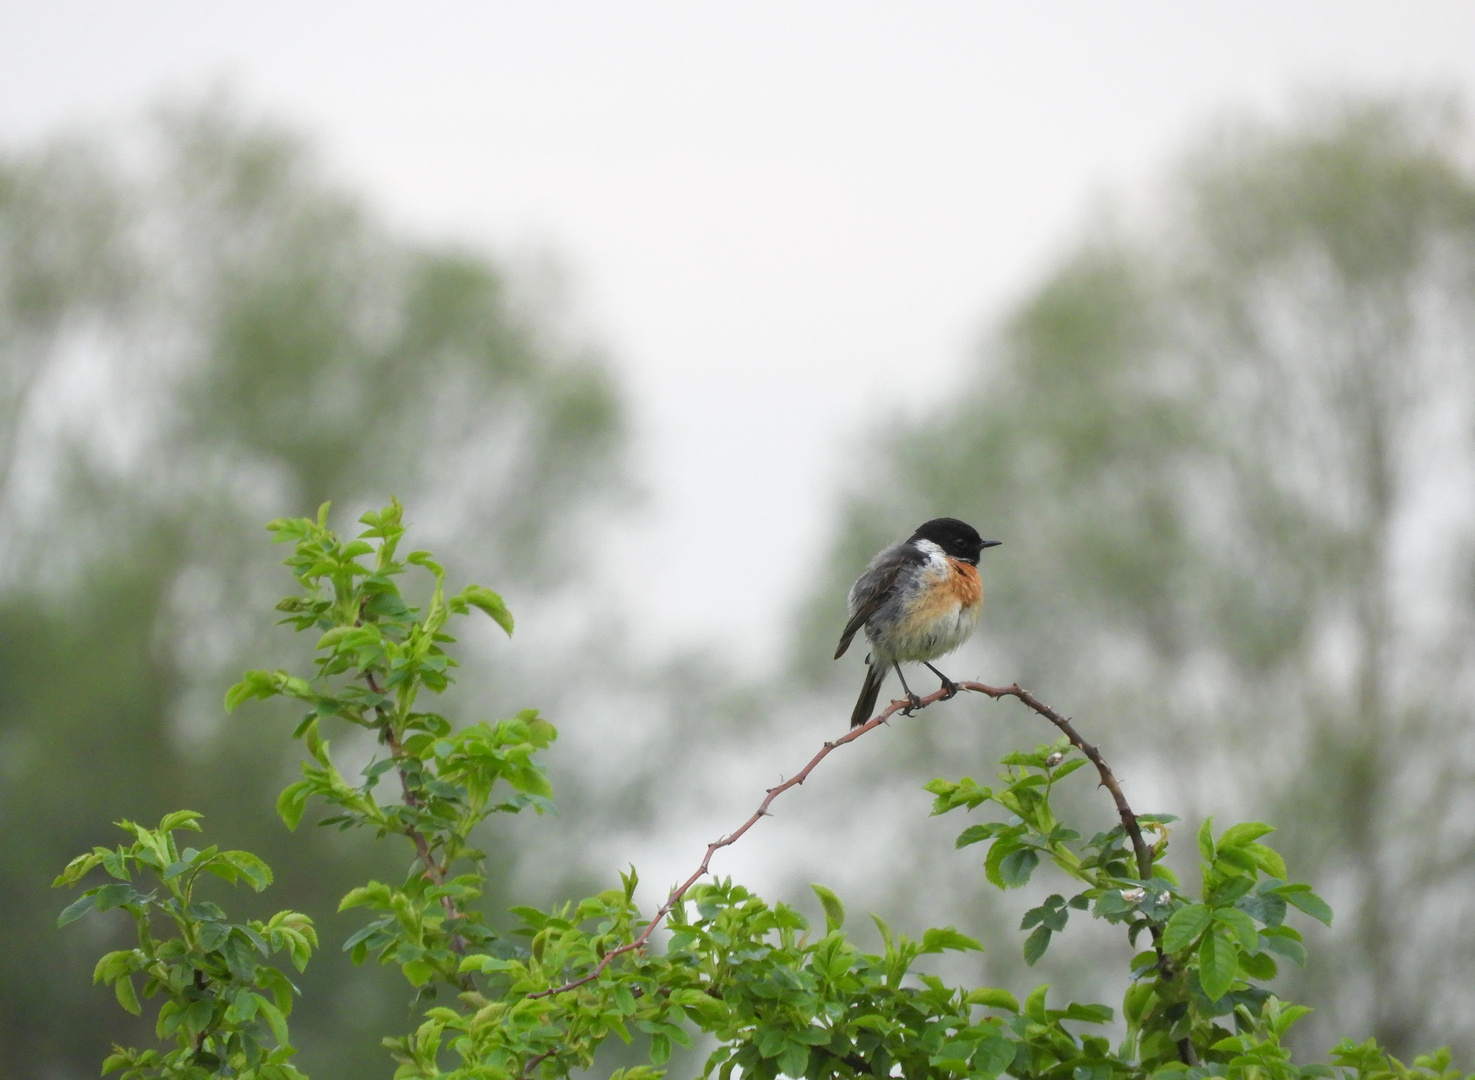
left=835, top=517, right=1000, bottom=728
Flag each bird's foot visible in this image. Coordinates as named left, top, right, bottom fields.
left=923, top=663, right=960, bottom=701
left=900, top=692, right=924, bottom=715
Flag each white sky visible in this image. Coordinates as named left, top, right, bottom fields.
left=4, top=2, right=1475, bottom=669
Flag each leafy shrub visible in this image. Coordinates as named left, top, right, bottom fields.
left=58, top=501, right=1467, bottom=1080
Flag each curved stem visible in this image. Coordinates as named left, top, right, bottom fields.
left=528, top=685, right=940, bottom=999
left=959, top=683, right=1155, bottom=879
left=960, top=682, right=1197, bottom=1067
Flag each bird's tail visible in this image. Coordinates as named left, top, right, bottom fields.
left=850, top=659, right=887, bottom=728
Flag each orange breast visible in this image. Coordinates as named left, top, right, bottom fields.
left=947, top=558, right=983, bottom=608
left=889, top=556, right=985, bottom=661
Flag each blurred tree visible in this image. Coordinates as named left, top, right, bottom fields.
left=796, top=96, right=1475, bottom=1058
left=0, top=99, right=626, bottom=1079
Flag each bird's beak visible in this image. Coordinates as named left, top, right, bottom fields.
left=981, top=540, right=1002, bottom=549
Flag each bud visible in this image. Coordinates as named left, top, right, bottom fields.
left=1044, top=752, right=1065, bottom=768
left=1120, top=887, right=1146, bottom=904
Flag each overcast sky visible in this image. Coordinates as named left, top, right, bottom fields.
left=4, top=2, right=1475, bottom=668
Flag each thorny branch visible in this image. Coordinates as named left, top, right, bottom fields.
left=526, top=686, right=944, bottom=1000
left=530, top=677, right=1193, bottom=1069
left=959, top=683, right=1156, bottom=881
left=961, top=681, right=1196, bottom=1067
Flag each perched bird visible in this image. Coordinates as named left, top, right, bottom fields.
left=835, top=518, right=1000, bottom=728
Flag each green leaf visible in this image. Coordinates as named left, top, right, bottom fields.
left=1162, top=904, right=1211, bottom=952
left=974, top=1036, right=1016, bottom=1077
left=757, top=1026, right=787, bottom=1059
left=1052, top=757, right=1089, bottom=780
left=1277, top=885, right=1334, bottom=926
left=1214, top=907, right=1260, bottom=951
left=276, top=782, right=311, bottom=831
left=1059, top=1003, right=1113, bottom=1023
left=1246, top=842, right=1288, bottom=881
left=93, top=951, right=138, bottom=984
left=114, top=975, right=141, bottom=1016
left=315, top=628, right=355, bottom=655
left=810, top=884, right=845, bottom=933
left=157, top=810, right=204, bottom=834
left=998, top=847, right=1039, bottom=889
left=1022, top=895, right=1069, bottom=932
left=965, top=987, right=1019, bottom=1012
left=954, top=824, right=996, bottom=849
left=869, top=914, right=893, bottom=951
left=1218, top=822, right=1274, bottom=849
left=921, top=926, right=981, bottom=954
left=226, top=987, right=259, bottom=1025
left=255, top=995, right=290, bottom=1047
left=1198, top=931, right=1238, bottom=1002
left=222, top=851, right=273, bottom=891
left=1210, top=875, right=1256, bottom=906
left=777, top=1042, right=809, bottom=1079
left=983, top=838, right=1011, bottom=889
left=1022, top=925, right=1051, bottom=965
left=1197, top=816, right=1216, bottom=862
left=57, top=892, right=98, bottom=927
left=1262, top=929, right=1308, bottom=967
left=1216, top=846, right=1259, bottom=873
left=97, top=850, right=129, bottom=881
left=459, top=585, right=514, bottom=636
left=1274, top=1004, right=1313, bottom=1036
left=1238, top=949, right=1278, bottom=981
left=1024, top=983, right=1050, bottom=1022
left=226, top=670, right=284, bottom=712
left=336, top=885, right=380, bottom=908
left=650, top=1034, right=672, bottom=1066
left=342, top=917, right=393, bottom=958
left=52, top=852, right=104, bottom=888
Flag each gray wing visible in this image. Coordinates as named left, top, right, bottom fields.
left=833, top=541, right=922, bottom=659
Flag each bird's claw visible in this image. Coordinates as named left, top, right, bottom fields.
left=901, top=692, right=924, bottom=715
left=938, top=678, right=960, bottom=701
